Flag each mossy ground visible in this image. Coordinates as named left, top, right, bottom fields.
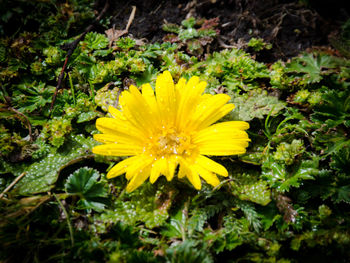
left=1, top=1, right=350, bottom=262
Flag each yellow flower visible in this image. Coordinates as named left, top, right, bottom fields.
left=92, top=71, right=250, bottom=192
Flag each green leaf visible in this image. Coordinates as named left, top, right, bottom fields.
left=84, top=32, right=109, bottom=50
left=14, top=134, right=98, bottom=195
left=248, top=37, right=272, bottom=52
left=237, top=180, right=272, bottom=206
left=181, top=17, right=196, bottom=28
left=262, top=157, right=317, bottom=192
left=230, top=89, right=285, bottom=121
left=11, top=82, right=55, bottom=113
left=286, top=53, right=338, bottom=83
left=77, top=111, right=99, bottom=123
left=65, top=167, right=108, bottom=211
left=162, top=23, right=180, bottom=34
left=277, top=159, right=318, bottom=192
left=333, top=185, right=350, bottom=204
left=166, top=240, right=213, bottom=263
left=96, top=183, right=171, bottom=229
left=330, top=146, right=350, bottom=173
left=116, top=37, right=136, bottom=50
left=311, top=89, right=350, bottom=129
left=273, top=139, right=305, bottom=165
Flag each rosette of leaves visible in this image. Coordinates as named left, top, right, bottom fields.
left=273, top=139, right=305, bottom=165
left=198, top=48, right=270, bottom=93
left=292, top=89, right=322, bottom=106
left=230, top=173, right=272, bottom=206
left=94, top=83, right=120, bottom=112
left=11, top=82, right=55, bottom=114
left=248, top=37, right=272, bottom=52
left=162, top=17, right=219, bottom=56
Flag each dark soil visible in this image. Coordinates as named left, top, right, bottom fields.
left=107, top=0, right=350, bottom=62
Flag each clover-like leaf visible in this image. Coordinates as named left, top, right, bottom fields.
left=65, top=167, right=108, bottom=211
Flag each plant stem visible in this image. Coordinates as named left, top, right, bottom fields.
left=53, top=193, right=74, bottom=247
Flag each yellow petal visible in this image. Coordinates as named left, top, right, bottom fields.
left=178, top=162, right=186, bottom=178
left=175, top=77, right=186, bottom=92
left=175, top=79, right=207, bottom=130
left=203, top=103, right=235, bottom=128
left=196, top=155, right=228, bottom=177
left=178, top=157, right=201, bottom=189
left=108, top=105, right=125, bottom=120
left=166, top=156, right=178, bottom=181
left=193, top=121, right=250, bottom=144
left=188, top=94, right=233, bottom=130
left=198, top=142, right=248, bottom=156
left=187, top=168, right=201, bottom=190
left=92, top=143, right=143, bottom=156
left=107, top=156, right=140, bottom=178
left=93, top=133, right=143, bottom=145
left=193, top=164, right=220, bottom=187
left=150, top=158, right=164, bottom=183
left=125, top=156, right=153, bottom=180
left=156, top=71, right=176, bottom=124
left=141, top=83, right=160, bottom=119
left=126, top=165, right=151, bottom=192
left=186, top=75, right=200, bottom=88
left=119, top=87, right=157, bottom=133
left=95, top=117, right=144, bottom=140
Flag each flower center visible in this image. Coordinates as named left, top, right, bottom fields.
left=146, top=128, right=195, bottom=158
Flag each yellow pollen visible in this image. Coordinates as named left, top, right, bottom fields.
left=146, top=128, right=194, bottom=158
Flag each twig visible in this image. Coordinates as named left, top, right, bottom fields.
left=8, top=107, right=33, bottom=142
left=0, top=172, right=26, bottom=199
left=105, top=5, right=137, bottom=46
left=125, top=6, right=136, bottom=32
left=49, top=0, right=110, bottom=114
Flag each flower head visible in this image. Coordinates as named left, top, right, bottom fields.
left=92, top=71, right=250, bottom=192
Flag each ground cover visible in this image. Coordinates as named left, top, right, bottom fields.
left=1, top=0, right=350, bottom=262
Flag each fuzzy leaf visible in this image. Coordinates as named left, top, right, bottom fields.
left=14, top=135, right=98, bottom=195
left=77, top=111, right=99, bottom=123
left=96, top=184, right=171, bottom=229
left=231, top=89, right=285, bottom=121
left=237, top=180, right=271, bottom=206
